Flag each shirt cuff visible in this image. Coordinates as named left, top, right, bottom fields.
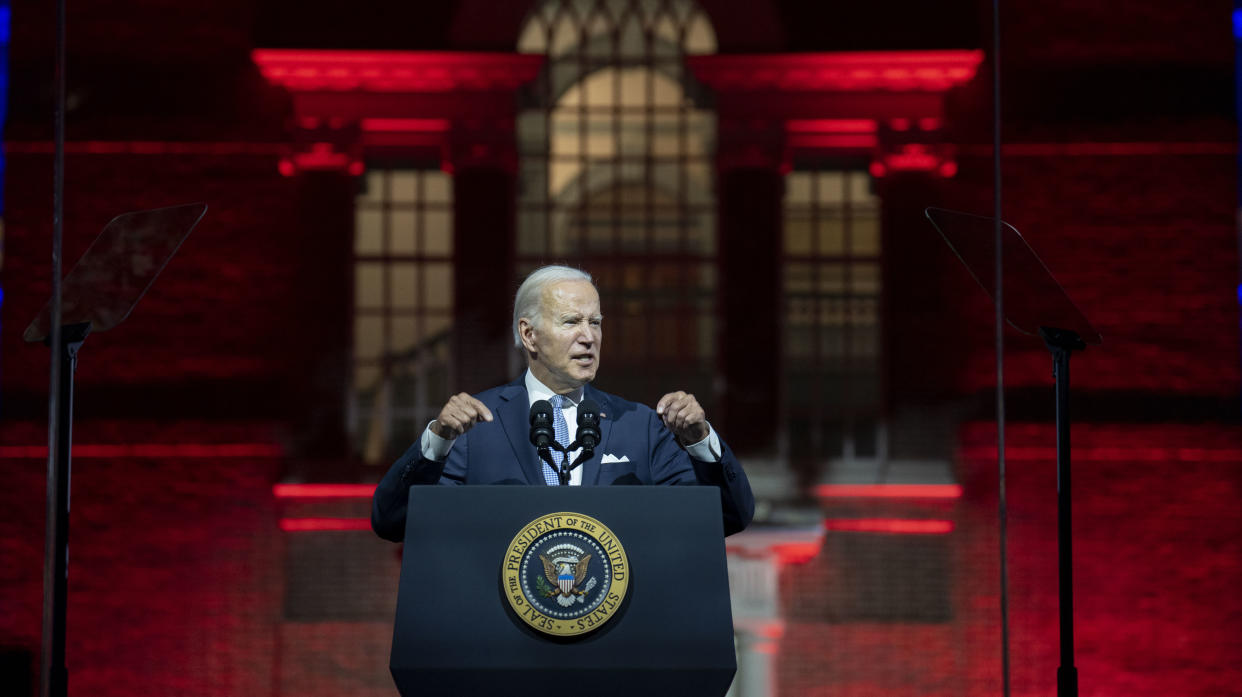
left=420, top=420, right=456, bottom=462
left=683, top=423, right=722, bottom=462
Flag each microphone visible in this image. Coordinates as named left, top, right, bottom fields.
left=529, top=400, right=556, bottom=450
left=532, top=399, right=571, bottom=484
left=572, top=398, right=601, bottom=451
left=564, top=398, right=602, bottom=476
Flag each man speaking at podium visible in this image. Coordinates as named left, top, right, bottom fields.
left=372, top=265, right=754, bottom=541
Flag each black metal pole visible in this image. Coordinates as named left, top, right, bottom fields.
left=42, top=0, right=69, bottom=695
left=990, top=1, right=1011, bottom=695
left=43, top=324, right=88, bottom=697
left=1053, top=345, right=1077, bottom=697
left=1042, top=326, right=1084, bottom=697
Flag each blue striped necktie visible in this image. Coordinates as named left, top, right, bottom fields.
left=544, top=394, right=569, bottom=485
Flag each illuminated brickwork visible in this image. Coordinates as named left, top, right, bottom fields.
left=0, top=0, right=1237, bottom=695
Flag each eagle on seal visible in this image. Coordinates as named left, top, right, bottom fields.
left=540, top=552, right=591, bottom=604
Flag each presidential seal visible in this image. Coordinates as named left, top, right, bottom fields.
left=501, top=512, right=630, bottom=637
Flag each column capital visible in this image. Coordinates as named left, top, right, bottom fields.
left=253, top=49, right=543, bottom=94
left=716, top=119, right=786, bottom=172
left=279, top=118, right=364, bottom=177
left=780, top=117, right=959, bottom=179
left=253, top=49, right=542, bottom=172
left=689, top=50, right=982, bottom=178
left=688, top=51, right=982, bottom=94
left=446, top=119, right=518, bottom=174
left=870, top=118, right=957, bottom=179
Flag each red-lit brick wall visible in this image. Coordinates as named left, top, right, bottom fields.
left=4, top=420, right=1238, bottom=697
left=1, top=0, right=1238, bottom=696
left=1, top=150, right=308, bottom=422
left=939, top=150, right=1240, bottom=395
left=0, top=420, right=285, bottom=697
left=998, top=0, right=1233, bottom=66
left=777, top=422, right=1242, bottom=697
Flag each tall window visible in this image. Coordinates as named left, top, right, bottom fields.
left=783, top=169, right=884, bottom=463
left=516, top=0, right=718, bottom=407
left=351, top=168, right=454, bottom=464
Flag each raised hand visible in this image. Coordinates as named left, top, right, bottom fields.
left=430, top=393, right=494, bottom=439
left=655, top=391, right=709, bottom=444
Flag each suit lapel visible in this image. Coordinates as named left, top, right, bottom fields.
left=497, top=382, right=545, bottom=485
left=585, top=385, right=614, bottom=485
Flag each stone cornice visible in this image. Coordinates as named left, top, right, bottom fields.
left=687, top=50, right=983, bottom=93
left=252, top=50, right=544, bottom=93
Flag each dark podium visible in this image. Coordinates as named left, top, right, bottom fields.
left=390, top=486, right=737, bottom=697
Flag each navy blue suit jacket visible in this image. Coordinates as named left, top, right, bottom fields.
left=371, top=379, right=755, bottom=541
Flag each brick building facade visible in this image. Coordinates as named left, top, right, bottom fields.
left=1, top=1, right=1238, bottom=695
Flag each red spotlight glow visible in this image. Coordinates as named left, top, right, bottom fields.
left=883, top=144, right=941, bottom=171
left=786, top=119, right=877, bottom=133
left=0, top=443, right=284, bottom=458
left=272, top=484, right=377, bottom=499
left=279, top=518, right=372, bottom=532
left=958, top=445, right=1242, bottom=462
left=6, top=141, right=287, bottom=156
left=959, top=141, right=1237, bottom=157
left=361, top=118, right=451, bottom=133
left=251, top=49, right=543, bottom=93
left=787, top=134, right=878, bottom=149
left=815, top=484, right=963, bottom=499
left=289, top=143, right=360, bottom=173
left=824, top=519, right=954, bottom=534
left=771, top=542, right=822, bottom=565
left=687, top=50, right=983, bottom=92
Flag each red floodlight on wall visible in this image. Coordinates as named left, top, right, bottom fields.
left=273, top=483, right=376, bottom=498
left=824, top=518, right=954, bottom=534
left=786, top=119, right=878, bottom=150
left=279, top=517, right=372, bottom=532
left=278, top=142, right=364, bottom=177
left=690, top=51, right=980, bottom=176
left=252, top=49, right=542, bottom=174
left=815, top=483, right=963, bottom=500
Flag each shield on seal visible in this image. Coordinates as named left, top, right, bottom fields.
left=558, top=568, right=575, bottom=595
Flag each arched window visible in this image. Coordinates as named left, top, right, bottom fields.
left=515, top=0, right=718, bottom=407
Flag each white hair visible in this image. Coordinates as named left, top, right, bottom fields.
left=512, top=265, right=594, bottom=349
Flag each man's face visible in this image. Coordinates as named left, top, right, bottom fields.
left=520, top=279, right=602, bottom=393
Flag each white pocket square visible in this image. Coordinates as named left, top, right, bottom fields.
left=601, top=453, right=630, bottom=464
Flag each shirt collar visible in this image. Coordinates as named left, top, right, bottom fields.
left=524, top=369, right=584, bottom=407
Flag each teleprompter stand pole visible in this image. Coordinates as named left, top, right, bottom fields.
left=27, top=202, right=206, bottom=697
left=925, top=209, right=1101, bottom=697
left=1039, top=326, right=1085, bottom=697
left=42, top=321, right=91, bottom=697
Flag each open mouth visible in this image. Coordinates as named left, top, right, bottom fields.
left=572, top=355, right=595, bottom=365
